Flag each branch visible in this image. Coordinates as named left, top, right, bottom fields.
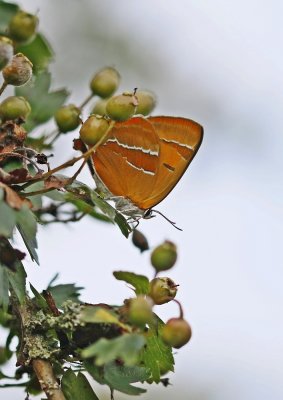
left=32, top=359, right=66, bottom=400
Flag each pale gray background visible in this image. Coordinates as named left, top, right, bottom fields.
left=1, top=1, right=283, bottom=399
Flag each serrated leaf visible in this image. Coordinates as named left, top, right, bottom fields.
left=0, top=189, right=16, bottom=237
left=0, top=264, right=9, bottom=311
left=104, top=362, right=150, bottom=395
left=113, top=271, right=149, bottom=295
left=82, top=334, right=146, bottom=366
left=83, top=361, right=106, bottom=385
left=47, top=283, right=83, bottom=308
left=16, top=33, right=53, bottom=73
left=140, top=317, right=174, bottom=383
left=16, top=71, right=69, bottom=131
left=16, top=206, right=38, bottom=264
left=0, top=1, right=18, bottom=34
left=7, top=263, right=26, bottom=304
left=61, top=369, right=99, bottom=400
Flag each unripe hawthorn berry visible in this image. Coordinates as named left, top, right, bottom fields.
left=79, top=115, right=110, bottom=146
left=161, top=317, right=192, bottom=349
left=135, top=90, right=156, bottom=116
left=2, top=53, right=33, bottom=86
left=0, top=96, right=31, bottom=122
left=128, top=296, right=153, bottom=327
left=55, top=104, right=81, bottom=133
left=106, top=92, right=138, bottom=122
left=151, top=240, right=177, bottom=272
left=149, top=277, right=178, bottom=305
left=91, top=98, right=108, bottom=116
left=90, top=67, right=120, bottom=98
left=0, top=36, right=13, bottom=71
left=132, top=229, right=149, bottom=253
left=8, top=10, right=38, bottom=43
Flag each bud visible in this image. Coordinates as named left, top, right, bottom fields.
left=55, top=104, right=81, bottom=133
left=2, top=53, right=33, bottom=86
left=0, top=36, right=13, bottom=71
left=151, top=240, right=177, bottom=272
left=106, top=92, right=137, bottom=122
left=128, top=296, right=153, bottom=327
left=79, top=115, right=110, bottom=146
left=0, top=96, right=31, bottom=122
left=161, top=318, right=192, bottom=349
left=135, top=90, right=156, bottom=116
left=8, top=10, right=38, bottom=43
left=149, top=277, right=178, bottom=305
left=91, top=98, right=108, bottom=116
left=90, top=67, right=120, bottom=98
left=132, top=229, right=149, bottom=253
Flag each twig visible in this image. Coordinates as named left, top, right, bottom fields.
left=79, top=92, right=94, bottom=110
left=0, top=81, right=8, bottom=96
left=32, top=359, right=66, bottom=400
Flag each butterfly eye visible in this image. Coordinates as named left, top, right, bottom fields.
left=143, top=209, right=154, bottom=219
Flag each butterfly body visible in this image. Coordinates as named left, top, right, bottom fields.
left=91, top=116, right=203, bottom=221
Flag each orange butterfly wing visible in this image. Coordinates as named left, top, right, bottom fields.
left=92, top=117, right=159, bottom=208
left=140, top=116, right=203, bottom=209
left=92, top=116, right=203, bottom=211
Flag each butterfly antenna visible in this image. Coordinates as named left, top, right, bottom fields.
left=151, top=209, right=183, bottom=231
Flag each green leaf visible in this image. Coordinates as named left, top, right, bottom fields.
left=16, top=71, right=69, bottom=132
left=61, top=369, right=99, bottom=400
left=140, top=317, right=174, bottom=383
left=16, top=206, right=38, bottom=264
left=47, top=283, right=83, bottom=308
left=113, top=271, right=149, bottom=295
left=66, top=184, right=131, bottom=237
left=0, top=1, right=18, bottom=34
left=82, top=334, right=146, bottom=366
left=0, top=265, right=9, bottom=311
left=104, top=362, right=150, bottom=395
left=16, top=33, right=54, bottom=73
left=90, top=191, right=131, bottom=238
left=29, top=283, right=48, bottom=310
left=65, top=192, right=111, bottom=223
left=0, top=189, right=17, bottom=237
left=7, top=263, right=26, bottom=304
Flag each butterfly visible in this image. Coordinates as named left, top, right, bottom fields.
left=91, top=116, right=203, bottom=228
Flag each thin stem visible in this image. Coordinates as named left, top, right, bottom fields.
left=20, top=120, right=115, bottom=191
left=48, top=131, right=61, bottom=146
left=0, top=81, right=8, bottom=96
left=79, top=92, right=94, bottom=110
left=173, top=299, right=184, bottom=319
left=32, top=359, right=66, bottom=400
left=0, top=152, right=44, bottom=173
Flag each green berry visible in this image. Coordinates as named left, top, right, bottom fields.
left=149, top=277, right=178, bottom=305
left=90, top=67, right=120, bottom=98
left=55, top=104, right=81, bottom=133
left=161, top=318, right=192, bottom=349
left=91, top=98, right=108, bottom=116
left=2, top=53, right=33, bottom=86
left=0, top=36, right=13, bottom=71
left=9, top=10, right=38, bottom=43
left=0, top=96, right=31, bottom=122
left=128, top=296, right=153, bottom=327
left=151, top=241, right=177, bottom=272
left=132, top=229, right=149, bottom=253
left=106, top=92, right=137, bottom=122
left=79, top=115, right=110, bottom=146
left=135, top=90, right=156, bottom=116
